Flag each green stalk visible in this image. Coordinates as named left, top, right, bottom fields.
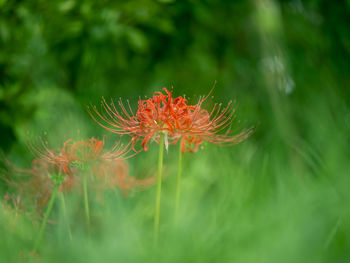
left=33, top=184, right=59, bottom=252
left=154, top=132, right=164, bottom=245
left=82, top=172, right=90, bottom=230
left=60, top=192, right=72, bottom=241
left=175, top=143, right=183, bottom=222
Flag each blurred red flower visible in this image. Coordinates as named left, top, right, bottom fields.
left=1, top=137, right=136, bottom=212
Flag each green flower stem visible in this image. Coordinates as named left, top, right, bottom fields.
left=175, top=143, right=183, bottom=222
left=82, top=171, right=90, bottom=230
left=33, top=184, right=59, bottom=253
left=60, top=192, right=72, bottom=241
left=154, top=132, right=165, bottom=245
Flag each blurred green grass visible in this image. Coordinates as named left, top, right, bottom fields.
left=1, top=0, right=350, bottom=262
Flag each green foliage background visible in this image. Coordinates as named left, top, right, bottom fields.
left=1, top=0, right=350, bottom=262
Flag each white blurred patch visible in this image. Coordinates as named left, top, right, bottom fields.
left=260, top=55, right=295, bottom=95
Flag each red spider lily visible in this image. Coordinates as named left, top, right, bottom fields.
left=16, top=137, right=132, bottom=211
left=88, top=88, right=196, bottom=151
left=27, top=137, right=134, bottom=173
left=1, top=137, right=136, bottom=215
left=27, top=137, right=134, bottom=200
left=89, top=87, right=253, bottom=152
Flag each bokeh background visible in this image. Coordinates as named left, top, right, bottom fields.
left=1, top=0, right=350, bottom=262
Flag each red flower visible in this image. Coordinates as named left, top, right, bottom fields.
left=89, top=87, right=253, bottom=153
left=1, top=137, right=139, bottom=215
left=25, top=137, right=134, bottom=209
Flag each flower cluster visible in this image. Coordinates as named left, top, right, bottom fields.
left=89, top=88, right=253, bottom=153
left=1, top=85, right=253, bottom=251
